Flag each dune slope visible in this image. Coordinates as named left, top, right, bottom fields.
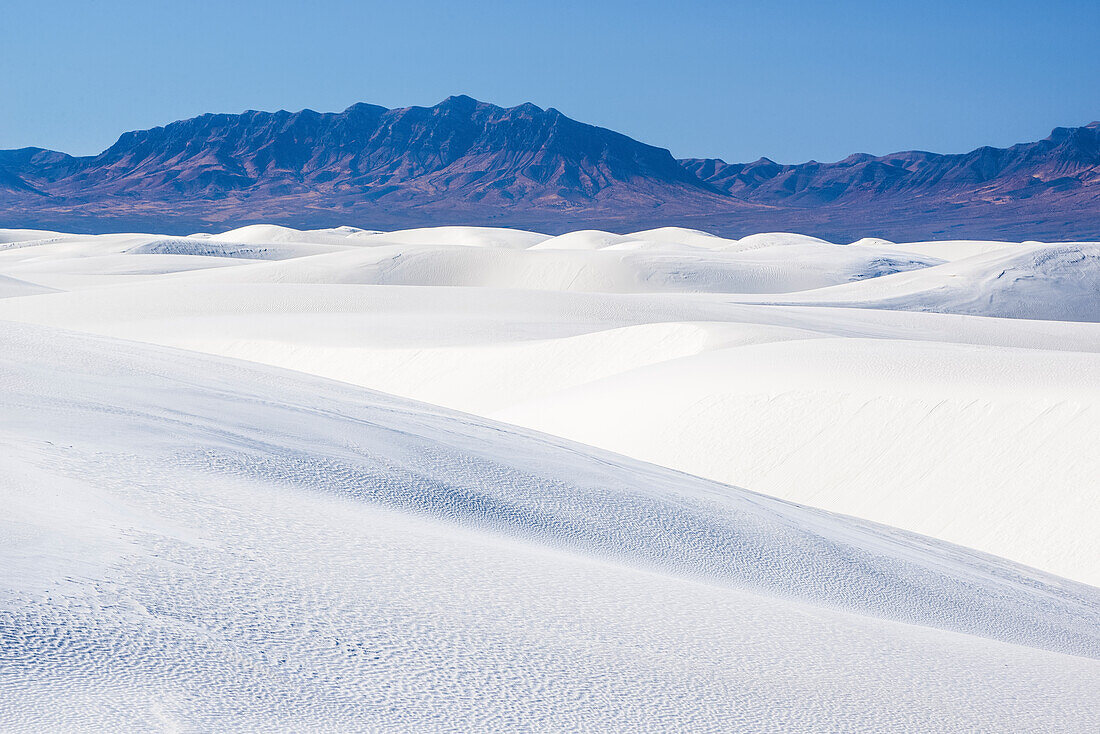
left=1, top=225, right=1097, bottom=584
left=2, top=321, right=1100, bottom=731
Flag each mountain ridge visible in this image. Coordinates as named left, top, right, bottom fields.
left=2, top=96, right=1098, bottom=240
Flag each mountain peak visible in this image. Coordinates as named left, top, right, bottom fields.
left=435, top=94, right=480, bottom=110
left=343, top=101, right=387, bottom=115
left=509, top=101, right=549, bottom=116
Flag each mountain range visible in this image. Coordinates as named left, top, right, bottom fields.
left=2, top=95, right=1098, bottom=240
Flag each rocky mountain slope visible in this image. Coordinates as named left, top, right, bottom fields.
left=1, top=97, right=1098, bottom=240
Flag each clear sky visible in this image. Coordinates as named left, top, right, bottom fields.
left=4, top=0, right=1099, bottom=164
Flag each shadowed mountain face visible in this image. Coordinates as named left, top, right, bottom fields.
left=0, top=96, right=729, bottom=232
left=2, top=97, right=1099, bottom=240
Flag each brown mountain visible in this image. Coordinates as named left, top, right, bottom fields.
left=1, top=97, right=1098, bottom=240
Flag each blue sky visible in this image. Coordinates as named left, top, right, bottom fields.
left=4, top=0, right=1099, bottom=163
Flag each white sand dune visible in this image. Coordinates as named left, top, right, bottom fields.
left=1, top=225, right=1098, bottom=586
left=746, top=242, right=1100, bottom=321
left=204, top=223, right=381, bottom=244
left=357, top=224, right=551, bottom=249
left=497, top=337, right=1100, bottom=584
left=175, top=241, right=940, bottom=293
left=2, top=321, right=1099, bottom=730
left=2, top=224, right=1099, bottom=729
left=0, top=273, right=56, bottom=298
left=851, top=238, right=1020, bottom=261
